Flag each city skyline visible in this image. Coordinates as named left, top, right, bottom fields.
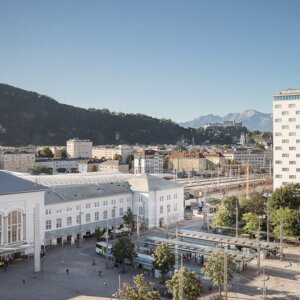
left=1, top=1, right=300, bottom=122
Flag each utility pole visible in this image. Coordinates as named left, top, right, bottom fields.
left=257, top=217, right=261, bottom=273
left=262, top=268, right=267, bottom=300
left=224, top=251, right=228, bottom=300
left=179, top=253, right=184, bottom=300
left=105, top=217, right=109, bottom=269
left=175, top=226, right=179, bottom=270
left=266, top=198, right=270, bottom=244
left=137, top=203, right=140, bottom=252
left=235, top=199, right=239, bottom=238
left=280, top=218, right=283, bottom=261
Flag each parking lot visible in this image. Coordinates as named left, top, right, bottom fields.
left=0, top=238, right=161, bottom=300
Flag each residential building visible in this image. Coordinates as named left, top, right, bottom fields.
left=273, top=88, right=300, bottom=189
left=66, top=138, right=92, bottom=158
left=35, top=158, right=82, bottom=174
left=78, top=159, right=129, bottom=173
left=203, top=152, right=225, bottom=169
left=223, top=149, right=268, bottom=168
left=92, top=145, right=137, bottom=163
left=134, top=150, right=163, bottom=174
left=0, top=151, right=35, bottom=173
left=168, top=152, right=206, bottom=175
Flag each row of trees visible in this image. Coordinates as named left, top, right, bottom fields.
left=112, top=235, right=235, bottom=299
left=212, top=183, right=300, bottom=239
left=37, top=146, right=67, bottom=158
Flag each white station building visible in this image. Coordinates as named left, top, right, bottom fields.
left=0, top=171, right=184, bottom=270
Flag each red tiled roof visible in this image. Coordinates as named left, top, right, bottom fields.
left=137, top=149, right=158, bottom=156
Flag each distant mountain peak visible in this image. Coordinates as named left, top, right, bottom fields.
left=180, top=109, right=272, bottom=131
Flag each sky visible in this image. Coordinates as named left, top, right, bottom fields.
left=1, top=0, right=300, bottom=122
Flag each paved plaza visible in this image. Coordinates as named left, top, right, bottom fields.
left=0, top=238, right=160, bottom=300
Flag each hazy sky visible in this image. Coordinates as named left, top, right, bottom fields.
left=1, top=0, right=300, bottom=122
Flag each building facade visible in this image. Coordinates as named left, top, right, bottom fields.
left=35, top=158, right=82, bottom=174
left=273, top=88, right=300, bottom=189
left=134, top=150, right=163, bottom=174
left=168, top=152, right=206, bottom=175
left=66, top=138, right=92, bottom=158
left=92, top=145, right=136, bottom=163
left=0, top=152, right=35, bottom=173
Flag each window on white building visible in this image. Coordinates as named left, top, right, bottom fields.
left=275, top=161, right=282, bottom=164
left=167, top=204, right=170, bottom=213
left=139, top=207, right=143, bottom=216
left=282, top=153, right=289, bottom=157
left=282, top=125, right=289, bottom=129
left=76, top=205, right=81, bottom=210
left=56, top=218, right=62, bottom=228
left=95, top=212, right=99, bottom=221
left=275, top=146, right=282, bottom=150
left=160, top=196, right=164, bottom=202
left=120, top=208, right=124, bottom=216
left=289, top=104, right=296, bottom=108
left=275, top=118, right=282, bottom=122
left=282, top=111, right=289, bottom=115
left=76, top=215, right=81, bottom=224
left=46, top=220, right=51, bottom=230
left=289, top=161, right=296, bottom=165
left=282, top=168, right=289, bottom=171
left=112, top=208, right=116, bottom=218
left=289, top=147, right=296, bottom=150
left=275, top=104, right=282, bottom=108
left=289, top=175, right=296, bottom=179
left=103, top=211, right=108, bottom=219
left=95, top=202, right=99, bottom=207
left=86, top=213, right=91, bottom=223
left=174, top=203, right=177, bottom=211
left=275, top=175, right=282, bottom=178
left=160, top=206, right=163, bottom=214
left=67, top=217, right=72, bottom=226
left=289, top=118, right=296, bottom=122
left=289, top=132, right=296, bottom=136
left=282, top=139, right=289, bottom=143
left=46, top=209, right=51, bottom=215
left=119, top=198, right=123, bottom=203
left=86, top=203, right=90, bottom=209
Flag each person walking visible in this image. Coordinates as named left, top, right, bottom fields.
left=22, top=279, right=26, bottom=284
left=98, top=270, right=102, bottom=277
left=104, top=281, right=107, bottom=287
left=66, top=268, right=69, bottom=275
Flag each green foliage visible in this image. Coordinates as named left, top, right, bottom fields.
left=270, top=208, right=296, bottom=239
left=54, top=148, right=67, bottom=158
left=119, top=274, right=160, bottom=300
left=112, top=237, right=136, bottom=272
left=269, top=183, right=300, bottom=210
left=242, top=212, right=260, bottom=232
left=122, top=208, right=135, bottom=230
left=94, top=227, right=105, bottom=241
left=166, top=267, right=204, bottom=300
left=163, top=155, right=169, bottom=171
left=38, top=146, right=54, bottom=158
left=90, top=165, right=98, bottom=172
left=126, top=155, right=134, bottom=171
left=204, top=251, right=235, bottom=291
left=152, top=243, right=175, bottom=282
left=30, top=165, right=52, bottom=175
left=113, top=153, right=122, bottom=161
left=212, top=196, right=239, bottom=227
left=240, top=193, right=267, bottom=215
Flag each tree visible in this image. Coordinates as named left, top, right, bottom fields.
left=152, top=243, right=175, bottom=282
left=119, top=274, right=160, bottom=300
left=38, top=146, right=54, bottom=158
left=90, top=164, right=98, bottom=172
left=54, top=148, right=67, bottom=158
left=30, top=165, right=52, bottom=175
left=112, top=237, right=136, bottom=273
left=163, top=155, right=169, bottom=171
left=269, top=183, right=300, bottom=210
left=113, top=153, right=122, bottom=161
left=242, top=212, right=260, bottom=233
left=94, top=227, right=105, bottom=241
left=212, top=196, right=239, bottom=227
left=204, top=251, right=235, bottom=296
left=166, top=267, right=204, bottom=300
left=123, top=208, right=135, bottom=230
left=270, top=207, right=296, bottom=239
left=126, top=155, right=134, bottom=171
left=240, top=193, right=267, bottom=215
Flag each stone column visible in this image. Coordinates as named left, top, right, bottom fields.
left=34, top=204, right=41, bottom=272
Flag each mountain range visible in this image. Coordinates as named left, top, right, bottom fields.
left=0, top=83, right=246, bottom=146
left=180, top=109, right=273, bottom=132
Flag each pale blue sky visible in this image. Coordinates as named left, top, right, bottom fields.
left=1, top=0, right=300, bottom=122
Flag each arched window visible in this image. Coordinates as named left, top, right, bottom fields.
left=8, top=210, right=22, bottom=243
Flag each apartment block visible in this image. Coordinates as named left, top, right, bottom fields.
left=66, top=138, right=92, bottom=158
left=273, top=89, right=300, bottom=189
left=0, top=151, right=35, bottom=173
left=134, top=150, right=163, bottom=174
